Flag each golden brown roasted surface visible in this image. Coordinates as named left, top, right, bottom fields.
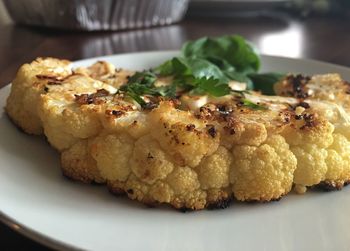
left=5, top=57, right=72, bottom=134
left=6, top=58, right=350, bottom=210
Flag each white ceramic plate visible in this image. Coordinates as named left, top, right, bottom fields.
left=1, top=52, right=350, bottom=251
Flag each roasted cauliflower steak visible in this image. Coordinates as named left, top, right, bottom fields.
left=6, top=58, right=350, bottom=210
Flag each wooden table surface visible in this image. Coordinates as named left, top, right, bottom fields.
left=1, top=13, right=350, bottom=250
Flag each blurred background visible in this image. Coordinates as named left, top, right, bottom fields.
left=0, top=1, right=10, bottom=24
left=0, top=0, right=350, bottom=91
left=0, top=0, right=349, bottom=60
left=0, top=0, right=349, bottom=27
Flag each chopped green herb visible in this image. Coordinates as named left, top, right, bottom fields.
left=231, top=89, right=250, bottom=97
left=241, top=99, right=268, bottom=110
left=120, top=71, right=176, bottom=107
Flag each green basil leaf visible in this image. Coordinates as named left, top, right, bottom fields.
left=249, top=72, right=286, bottom=95
left=185, top=58, right=229, bottom=82
left=192, top=77, right=231, bottom=97
left=182, top=35, right=260, bottom=73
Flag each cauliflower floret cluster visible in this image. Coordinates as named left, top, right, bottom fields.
left=61, top=140, right=104, bottom=183
left=324, top=133, right=350, bottom=188
left=231, top=135, right=297, bottom=201
left=149, top=102, right=220, bottom=167
left=6, top=57, right=72, bottom=134
left=281, top=114, right=334, bottom=188
left=75, top=61, right=133, bottom=88
left=38, top=74, right=113, bottom=151
left=90, top=133, right=135, bottom=182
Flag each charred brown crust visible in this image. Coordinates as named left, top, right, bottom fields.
left=177, top=207, right=194, bottom=213
left=186, top=124, right=196, bottom=131
left=300, top=113, right=318, bottom=130
left=278, top=110, right=293, bottom=124
left=104, top=103, right=135, bottom=118
left=36, top=72, right=84, bottom=83
left=206, top=124, right=217, bottom=138
left=196, top=106, right=215, bottom=120
left=286, top=74, right=311, bottom=99
left=243, top=195, right=283, bottom=203
left=270, top=197, right=282, bottom=202
left=196, top=103, right=236, bottom=122
left=315, top=181, right=349, bottom=191
left=207, top=197, right=232, bottom=210
left=61, top=168, right=95, bottom=184
left=107, top=181, right=126, bottom=196
left=298, top=101, right=310, bottom=109
left=344, top=81, right=350, bottom=94
left=36, top=74, right=63, bottom=81
left=75, top=89, right=110, bottom=105
left=104, top=110, right=125, bottom=118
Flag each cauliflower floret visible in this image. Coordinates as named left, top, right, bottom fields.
left=130, top=135, right=174, bottom=185
left=230, top=135, right=297, bottom=201
left=40, top=100, right=103, bottom=150
left=206, top=188, right=232, bottom=208
left=6, top=57, right=72, bottom=134
left=75, top=61, right=115, bottom=80
left=274, top=74, right=347, bottom=103
left=150, top=180, right=209, bottom=210
left=281, top=115, right=334, bottom=148
left=107, top=180, right=126, bottom=195
left=291, top=145, right=328, bottom=186
left=75, top=61, right=133, bottom=88
left=104, top=140, right=231, bottom=209
left=124, top=174, right=153, bottom=204
left=149, top=181, right=174, bottom=204
left=281, top=115, right=334, bottom=188
left=38, top=75, right=115, bottom=151
left=125, top=113, right=150, bottom=139
left=166, top=166, right=200, bottom=195
left=196, top=146, right=232, bottom=190
left=90, top=133, right=134, bottom=182
left=43, top=123, right=79, bottom=151
left=166, top=166, right=207, bottom=210
left=219, top=121, right=267, bottom=149
left=102, top=108, right=150, bottom=139
left=120, top=164, right=207, bottom=210
left=196, top=101, right=294, bottom=150
left=325, top=133, right=350, bottom=187
left=149, top=102, right=220, bottom=167
left=171, top=189, right=207, bottom=210
left=61, top=140, right=104, bottom=183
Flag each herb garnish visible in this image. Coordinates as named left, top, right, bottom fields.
left=240, top=99, right=268, bottom=110
left=119, top=35, right=285, bottom=110
left=119, top=71, right=176, bottom=106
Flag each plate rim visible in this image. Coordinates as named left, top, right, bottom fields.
left=71, top=50, right=350, bottom=72
left=0, top=209, right=80, bottom=251
left=1, top=51, right=350, bottom=250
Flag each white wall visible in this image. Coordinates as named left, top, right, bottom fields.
left=0, top=1, right=12, bottom=24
